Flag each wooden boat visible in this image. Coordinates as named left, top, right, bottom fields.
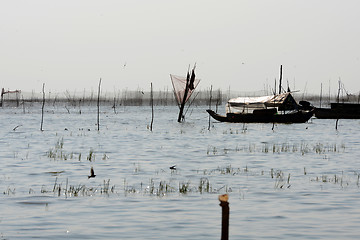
left=314, top=103, right=360, bottom=119
left=207, top=92, right=313, bottom=123
left=207, top=109, right=313, bottom=123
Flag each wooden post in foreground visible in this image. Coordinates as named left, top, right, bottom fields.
left=219, top=194, right=229, bottom=240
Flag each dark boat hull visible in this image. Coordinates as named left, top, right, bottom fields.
left=207, top=109, right=313, bottom=123
left=314, top=108, right=360, bottom=119
left=314, top=103, right=360, bottom=119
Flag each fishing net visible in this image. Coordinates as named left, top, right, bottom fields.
left=170, top=74, right=200, bottom=105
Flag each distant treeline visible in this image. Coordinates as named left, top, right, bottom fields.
left=0, top=88, right=222, bottom=108
left=1, top=88, right=359, bottom=108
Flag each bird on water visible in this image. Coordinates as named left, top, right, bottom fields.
left=88, top=167, right=96, bottom=179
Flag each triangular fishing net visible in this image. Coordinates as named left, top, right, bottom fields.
left=170, top=74, right=200, bottom=105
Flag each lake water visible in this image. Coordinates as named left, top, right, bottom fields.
left=1, top=104, right=360, bottom=239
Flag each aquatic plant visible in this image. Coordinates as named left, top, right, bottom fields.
left=87, top=149, right=95, bottom=161
left=198, top=177, right=211, bottom=193
left=310, top=171, right=350, bottom=188
left=3, top=186, right=15, bottom=195
left=102, top=153, right=109, bottom=160
left=179, top=181, right=190, bottom=194
left=101, top=179, right=115, bottom=194
left=273, top=170, right=291, bottom=189
left=46, top=138, right=79, bottom=161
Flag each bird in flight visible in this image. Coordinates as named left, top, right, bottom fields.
left=88, top=167, right=96, bottom=179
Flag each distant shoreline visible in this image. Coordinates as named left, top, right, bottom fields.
left=0, top=89, right=358, bottom=108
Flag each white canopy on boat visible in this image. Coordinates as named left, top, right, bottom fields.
left=228, top=95, right=274, bottom=105
left=226, top=92, right=298, bottom=113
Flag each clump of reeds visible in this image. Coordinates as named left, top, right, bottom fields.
left=310, top=171, right=350, bottom=188
left=272, top=169, right=291, bottom=189
left=123, top=177, right=221, bottom=196
left=198, top=177, right=211, bottom=193
left=47, top=138, right=78, bottom=161
left=87, top=149, right=95, bottom=162
left=46, top=138, right=109, bottom=163
left=179, top=181, right=191, bottom=194
left=3, top=186, right=16, bottom=195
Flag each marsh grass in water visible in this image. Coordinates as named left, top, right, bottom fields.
left=39, top=177, right=116, bottom=197
left=207, top=142, right=345, bottom=156
left=8, top=165, right=360, bottom=199
left=46, top=138, right=110, bottom=162
left=47, top=138, right=79, bottom=161
left=310, top=171, right=360, bottom=188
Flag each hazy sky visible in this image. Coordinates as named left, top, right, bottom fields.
left=1, top=0, right=360, bottom=95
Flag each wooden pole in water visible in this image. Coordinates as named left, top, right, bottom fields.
left=150, top=82, right=154, bottom=131
left=178, top=69, right=190, bottom=122
left=208, top=85, right=212, bottom=131
left=219, top=194, right=229, bottom=240
left=336, top=80, right=340, bottom=130
left=337, top=80, right=341, bottom=103
left=273, top=78, right=276, bottom=95
left=320, top=83, right=323, bottom=108
left=97, top=78, right=101, bottom=131
left=22, top=95, right=25, bottom=114
left=0, top=88, right=4, bottom=107
left=40, top=83, right=45, bottom=131
left=113, top=97, right=116, bottom=114
left=335, top=119, right=339, bottom=130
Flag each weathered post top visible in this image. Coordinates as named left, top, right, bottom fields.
left=219, top=194, right=229, bottom=240
left=218, top=194, right=229, bottom=203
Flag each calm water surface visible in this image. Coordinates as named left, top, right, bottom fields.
left=1, top=104, right=360, bottom=239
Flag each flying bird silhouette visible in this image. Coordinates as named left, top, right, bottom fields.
left=88, top=167, right=96, bottom=179
left=170, top=165, right=176, bottom=170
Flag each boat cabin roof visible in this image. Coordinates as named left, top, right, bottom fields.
left=227, top=92, right=299, bottom=113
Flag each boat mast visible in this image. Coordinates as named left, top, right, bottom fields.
left=279, top=65, right=283, bottom=94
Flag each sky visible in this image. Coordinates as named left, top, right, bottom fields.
left=1, top=0, right=360, bottom=95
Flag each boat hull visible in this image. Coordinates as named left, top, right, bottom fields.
left=314, top=108, right=360, bottom=119
left=314, top=103, right=360, bottom=119
left=207, top=109, right=313, bottom=123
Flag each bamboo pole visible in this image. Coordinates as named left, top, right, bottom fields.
left=337, top=80, right=341, bottom=103
left=150, top=82, right=154, bottom=131
left=113, top=96, right=117, bottom=114
left=22, top=95, right=25, bottom=114
left=178, top=70, right=190, bottom=122
left=208, top=85, right=212, bottom=131
left=40, top=83, right=45, bottom=131
left=219, top=194, right=229, bottom=240
left=0, top=88, right=4, bottom=107
left=336, top=80, right=340, bottom=130
left=97, top=78, right=101, bottom=131
left=320, top=83, right=323, bottom=108
left=336, top=119, right=339, bottom=130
